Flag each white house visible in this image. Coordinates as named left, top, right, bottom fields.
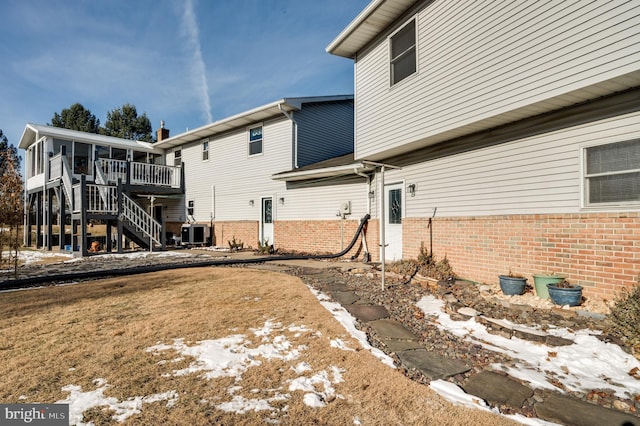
left=322, top=0, right=640, bottom=300
left=17, top=0, right=640, bottom=301
left=150, top=96, right=360, bottom=251
left=18, top=96, right=359, bottom=256
left=18, top=124, right=181, bottom=255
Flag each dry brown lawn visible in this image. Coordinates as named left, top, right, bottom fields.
left=0, top=267, right=517, bottom=425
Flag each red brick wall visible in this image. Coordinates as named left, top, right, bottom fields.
left=212, top=221, right=258, bottom=249
left=211, top=213, right=639, bottom=301
left=275, top=218, right=375, bottom=259
left=404, top=213, right=640, bottom=300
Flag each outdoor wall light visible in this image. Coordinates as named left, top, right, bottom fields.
left=249, top=200, right=254, bottom=206
left=407, top=183, right=416, bottom=197
left=368, top=190, right=375, bottom=199
left=279, top=197, right=285, bottom=205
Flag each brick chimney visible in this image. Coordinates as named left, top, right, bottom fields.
left=156, top=120, right=170, bottom=142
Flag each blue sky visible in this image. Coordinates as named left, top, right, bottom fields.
left=0, top=0, right=368, bottom=152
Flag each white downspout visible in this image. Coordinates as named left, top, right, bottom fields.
left=354, top=168, right=371, bottom=214
left=278, top=104, right=298, bottom=168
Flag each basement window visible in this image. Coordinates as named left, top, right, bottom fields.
left=584, top=139, right=640, bottom=206
left=248, top=125, right=263, bottom=156
left=390, top=19, right=416, bottom=86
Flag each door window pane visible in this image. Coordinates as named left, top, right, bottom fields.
left=263, top=198, right=272, bottom=224
left=388, top=189, right=402, bottom=224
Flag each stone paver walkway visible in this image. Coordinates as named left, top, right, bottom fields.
left=304, top=268, right=640, bottom=426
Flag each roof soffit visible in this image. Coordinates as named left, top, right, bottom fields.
left=327, top=0, right=422, bottom=58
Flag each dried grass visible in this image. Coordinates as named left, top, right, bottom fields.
left=0, top=267, right=517, bottom=425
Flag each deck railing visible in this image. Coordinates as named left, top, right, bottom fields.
left=49, top=153, right=74, bottom=211
left=122, top=193, right=161, bottom=245
left=96, top=159, right=128, bottom=184
left=84, top=184, right=118, bottom=214
left=96, top=159, right=181, bottom=188
left=130, top=162, right=181, bottom=188
left=49, top=153, right=63, bottom=180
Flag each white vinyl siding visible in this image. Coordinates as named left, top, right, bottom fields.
left=387, top=111, right=640, bottom=218
left=183, top=118, right=291, bottom=222
left=355, top=0, right=640, bottom=159
left=277, top=179, right=369, bottom=221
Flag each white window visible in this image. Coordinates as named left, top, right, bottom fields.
left=202, top=139, right=209, bottom=161
left=390, top=19, right=416, bottom=86
left=187, top=200, right=194, bottom=216
left=584, top=139, right=640, bottom=206
left=174, top=149, right=182, bottom=166
left=248, top=125, right=263, bottom=156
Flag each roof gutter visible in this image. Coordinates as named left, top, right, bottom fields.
left=326, top=0, right=386, bottom=58
left=278, top=103, right=298, bottom=168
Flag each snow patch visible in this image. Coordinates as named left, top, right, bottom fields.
left=56, top=379, right=177, bottom=425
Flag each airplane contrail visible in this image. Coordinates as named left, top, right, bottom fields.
left=182, top=0, right=213, bottom=124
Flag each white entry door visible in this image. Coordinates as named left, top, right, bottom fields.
left=384, top=183, right=403, bottom=261
left=261, top=197, right=274, bottom=245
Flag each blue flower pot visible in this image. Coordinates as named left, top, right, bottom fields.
left=498, top=275, right=527, bottom=295
left=547, top=283, right=582, bottom=306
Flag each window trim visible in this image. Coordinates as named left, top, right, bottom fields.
left=201, top=139, right=209, bottom=162
left=581, top=139, right=640, bottom=209
left=248, top=124, right=264, bottom=157
left=389, top=18, right=417, bottom=86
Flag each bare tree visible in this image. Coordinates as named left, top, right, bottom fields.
left=0, top=149, right=24, bottom=275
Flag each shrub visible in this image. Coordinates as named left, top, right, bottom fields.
left=608, top=275, right=640, bottom=348
left=387, top=242, right=455, bottom=281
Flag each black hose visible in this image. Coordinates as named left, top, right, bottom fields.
left=0, top=214, right=371, bottom=290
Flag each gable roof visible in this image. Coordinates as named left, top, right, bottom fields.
left=327, top=0, right=419, bottom=58
left=18, top=123, right=161, bottom=153
left=155, top=95, right=354, bottom=150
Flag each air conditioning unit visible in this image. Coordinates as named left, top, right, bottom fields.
left=340, top=201, right=351, bottom=215
left=181, top=223, right=209, bottom=246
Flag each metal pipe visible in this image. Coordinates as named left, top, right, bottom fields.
left=379, top=166, right=387, bottom=291
left=354, top=168, right=372, bottom=214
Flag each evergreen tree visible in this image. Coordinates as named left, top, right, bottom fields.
left=102, top=104, right=154, bottom=142
left=49, top=103, right=101, bottom=133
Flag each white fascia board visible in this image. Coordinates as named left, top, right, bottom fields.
left=272, top=163, right=374, bottom=182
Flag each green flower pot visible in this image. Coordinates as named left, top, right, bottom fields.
left=532, top=274, right=566, bottom=299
